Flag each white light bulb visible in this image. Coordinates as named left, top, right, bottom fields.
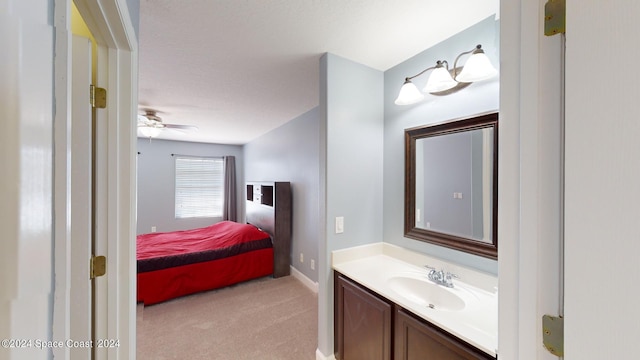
left=456, top=52, right=498, bottom=83
left=394, top=80, right=424, bottom=105
left=139, top=126, right=162, bottom=138
left=424, top=66, right=458, bottom=93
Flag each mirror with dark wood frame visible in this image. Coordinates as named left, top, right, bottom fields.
left=405, top=112, right=498, bottom=259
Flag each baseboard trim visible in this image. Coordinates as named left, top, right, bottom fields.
left=290, top=265, right=319, bottom=293
left=316, top=348, right=336, bottom=360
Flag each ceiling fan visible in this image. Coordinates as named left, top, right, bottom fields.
left=137, top=109, right=198, bottom=138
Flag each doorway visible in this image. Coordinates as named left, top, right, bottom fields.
left=52, top=0, right=138, bottom=358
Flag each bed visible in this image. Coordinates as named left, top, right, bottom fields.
left=137, top=181, right=291, bottom=305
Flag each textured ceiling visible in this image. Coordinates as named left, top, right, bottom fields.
left=138, top=0, right=497, bottom=144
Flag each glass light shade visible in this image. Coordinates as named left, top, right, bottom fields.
left=139, top=126, right=162, bottom=138
left=394, top=80, right=424, bottom=105
left=456, top=52, right=498, bottom=83
left=423, top=66, right=458, bottom=93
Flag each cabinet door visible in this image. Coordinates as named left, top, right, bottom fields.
left=395, top=308, right=495, bottom=360
left=336, top=275, right=392, bottom=360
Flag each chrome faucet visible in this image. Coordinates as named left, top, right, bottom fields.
left=425, top=265, right=458, bottom=288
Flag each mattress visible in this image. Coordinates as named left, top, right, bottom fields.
left=136, top=221, right=274, bottom=305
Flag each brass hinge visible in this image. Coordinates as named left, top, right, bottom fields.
left=542, top=315, right=564, bottom=356
left=90, top=255, right=107, bottom=279
left=90, top=85, right=107, bottom=109
left=544, top=0, right=566, bottom=36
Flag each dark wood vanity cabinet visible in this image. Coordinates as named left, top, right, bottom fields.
left=394, top=308, right=495, bottom=360
left=335, top=274, right=392, bottom=360
left=335, top=272, right=495, bottom=360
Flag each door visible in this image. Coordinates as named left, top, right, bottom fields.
left=335, top=275, right=392, bottom=360
left=564, top=1, right=640, bottom=359
left=394, top=308, right=494, bottom=360
left=70, top=34, right=93, bottom=359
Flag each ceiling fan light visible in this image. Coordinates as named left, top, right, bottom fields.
left=139, top=126, right=162, bottom=138
left=455, top=51, right=498, bottom=83
left=423, top=66, right=457, bottom=93
left=394, top=80, right=424, bottom=105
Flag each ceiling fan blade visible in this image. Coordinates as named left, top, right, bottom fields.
left=164, top=124, right=198, bottom=131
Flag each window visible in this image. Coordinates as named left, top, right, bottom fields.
left=174, top=156, right=224, bottom=218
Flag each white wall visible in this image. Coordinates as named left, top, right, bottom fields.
left=564, top=1, right=640, bottom=358
left=318, top=53, right=384, bottom=357
left=244, top=107, right=321, bottom=283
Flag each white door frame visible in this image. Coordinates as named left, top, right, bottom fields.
left=499, top=0, right=563, bottom=359
left=53, top=0, right=138, bottom=359
left=69, top=34, right=93, bottom=359
left=1, top=2, right=56, bottom=358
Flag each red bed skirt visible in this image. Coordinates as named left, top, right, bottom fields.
left=137, top=247, right=274, bottom=305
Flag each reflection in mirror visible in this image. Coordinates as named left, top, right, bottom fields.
left=415, top=127, right=493, bottom=241
left=406, top=113, right=498, bottom=259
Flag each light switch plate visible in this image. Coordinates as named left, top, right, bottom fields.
left=335, top=216, right=344, bottom=234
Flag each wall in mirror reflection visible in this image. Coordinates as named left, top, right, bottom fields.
left=415, top=127, right=493, bottom=243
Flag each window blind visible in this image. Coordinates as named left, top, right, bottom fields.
left=175, top=156, right=224, bottom=218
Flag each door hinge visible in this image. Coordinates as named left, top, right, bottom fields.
left=90, top=255, right=107, bottom=279
left=544, top=0, right=566, bottom=36
left=542, top=315, right=564, bottom=357
left=90, top=84, right=107, bottom=109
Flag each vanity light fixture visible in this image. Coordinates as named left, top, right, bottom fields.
left=394, top=44, right=498, bottom=106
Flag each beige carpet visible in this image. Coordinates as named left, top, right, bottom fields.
left=137, top=275, right=318, bottom=360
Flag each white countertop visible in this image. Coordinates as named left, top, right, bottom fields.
left=332, top=242, right=498, bottom=357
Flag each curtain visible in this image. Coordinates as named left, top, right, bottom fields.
left=222, top=156, right=237, bottom=221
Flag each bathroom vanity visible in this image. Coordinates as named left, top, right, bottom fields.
left=333, top=243, right=497, bottom=360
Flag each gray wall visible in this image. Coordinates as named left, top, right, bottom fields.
left=383, top=16, right=499, bottom=274
left=126, top=0, right=139, bottom=38
left=421, top=131, right=474, bottom=237
left=420, top=129, right=489, bottom=240
left=318, top=52, right=385, bottom=356
left=243, top=108, right=321, bottom=283
left=136, top=139, right=244, bottom=235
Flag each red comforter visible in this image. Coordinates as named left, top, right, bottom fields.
left=136, top=221, right=274, bottom=304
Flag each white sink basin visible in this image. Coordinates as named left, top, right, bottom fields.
left=387, top=275, right=467, bottom=311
